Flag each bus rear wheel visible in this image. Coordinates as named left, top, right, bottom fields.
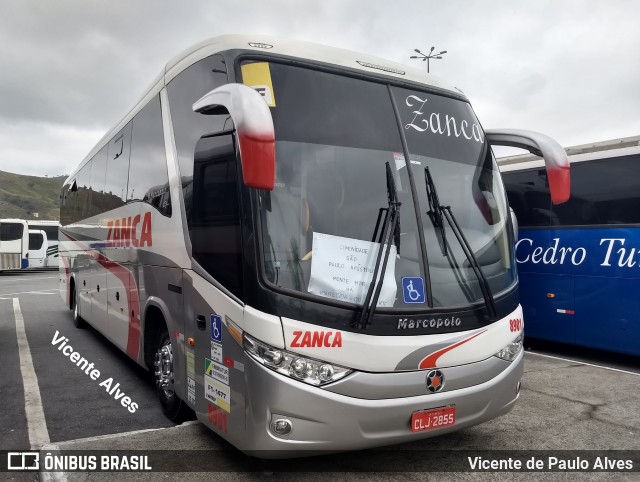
left=154, top=329, right=190, bottom=423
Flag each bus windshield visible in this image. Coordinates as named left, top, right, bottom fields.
left=255, top=62, right=515, bottom=309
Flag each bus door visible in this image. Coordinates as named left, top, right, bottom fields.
left=183, top=134, right=247, bottom=438
left=27, top=230, right=47, bottom=268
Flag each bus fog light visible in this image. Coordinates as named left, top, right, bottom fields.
left=243, top=333, right=352, bottom=386
left=494, top=334, right=523, bottom=362
left=271, top=418, right=293, bottom=437
left=271, top=418, right=293, bottom=436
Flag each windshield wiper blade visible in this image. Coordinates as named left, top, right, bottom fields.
left=356, top=161, right=401, bottom=329
left=424, top=167, right=447, bottom=257
left=424, top=167, right=497, bottom=319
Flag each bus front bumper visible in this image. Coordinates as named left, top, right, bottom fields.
left=243, top=349, right=523, bottom=456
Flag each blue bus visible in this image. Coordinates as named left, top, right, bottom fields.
left=500, top=136, right=640, bottom=356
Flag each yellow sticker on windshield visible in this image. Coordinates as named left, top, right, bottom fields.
left=241, top=62, right=276, bottom=107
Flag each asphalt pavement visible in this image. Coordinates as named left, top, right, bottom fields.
left=1, top=270, right=638, bottom=481
left=0, top=271, right=175, bottom=450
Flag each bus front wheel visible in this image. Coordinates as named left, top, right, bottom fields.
left=154, top=329, right=190, bottom=423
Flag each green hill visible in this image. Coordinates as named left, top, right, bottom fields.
left=0, top=170, right=66, bottom=220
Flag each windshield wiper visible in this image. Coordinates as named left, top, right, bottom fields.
left=355, top=161, right=401, bottom=329
left=424, top=166, right=497, bottom=319
left=424, top=167, right=447, bottom=257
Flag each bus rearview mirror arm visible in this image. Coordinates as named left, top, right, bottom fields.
left=193, top=83, right=275, bottom=190
left=486, top=129, right=570, bottom=204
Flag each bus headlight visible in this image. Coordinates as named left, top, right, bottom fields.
left=243, top=334, right=352, bottom=386
left=494, top=334, right=523, bottom=362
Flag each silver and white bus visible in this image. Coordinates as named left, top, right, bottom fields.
left=59, top=35, right=569, bottom=455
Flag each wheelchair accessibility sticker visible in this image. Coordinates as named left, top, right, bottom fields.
left=211, top=314, right=222, bottom=344
left=402, top=277, right=426, bottom=304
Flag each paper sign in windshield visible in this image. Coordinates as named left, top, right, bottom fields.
left=308, top=232, right=397, bottom=306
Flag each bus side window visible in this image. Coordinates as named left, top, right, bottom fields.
left=105, top=122, right=132, bottom=212
left=503, top=169, right=552, bottom=227
left=551, top=155, right=640, bottom=226
left=61, top=183, right=74, bottom=226
left=128, top=95, right=171, bottom=217
left=166, top=54, right=229, bottom=222
left=0, top=223, right=23, bottom=241
left=89, top=146, right=107, bottom=218
left=190, top=134, right=243, bottom=299
left=75, top=159, right=93, bottom=222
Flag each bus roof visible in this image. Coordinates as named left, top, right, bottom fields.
left=68, top=35, right=465, bottom=183
left=0, top=218, right=28, bottom=225
left=498, top=134, right=640, bottom=172
left=27, top=220, right=60, bottom=225
left=163, top=34, right=461, bottom=92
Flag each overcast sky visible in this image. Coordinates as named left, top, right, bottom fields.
left=0, top=0, right=638, bottom=177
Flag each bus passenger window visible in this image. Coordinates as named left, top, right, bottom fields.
left=104, top=122, right=132, bottom=212
left=128, top=95, right=172, bottom=217
left=75, top=160, right=93, bottom=222
left=89, top=146, right=107, bottom=217
left=0, top=223, right=24, bottom=241
left=167, top=53, right=229, bottom=221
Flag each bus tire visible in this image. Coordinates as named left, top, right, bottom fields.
left=71, top=283, right=86, bottom=329
left=154, top=328, right=191, bottom=423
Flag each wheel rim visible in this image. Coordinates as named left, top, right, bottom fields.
left=154, top=339, right=175, bottom=399
left=74, top=296, right=79, bottom=321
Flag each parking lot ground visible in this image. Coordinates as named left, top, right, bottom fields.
left=38, top=352, right=640, bottom=481
left=1, top=272, right=638, bottom=480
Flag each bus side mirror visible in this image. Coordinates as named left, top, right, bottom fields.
left=486, top=129, right=570, bottom=204
left=193, top=83, right=275, bottom=190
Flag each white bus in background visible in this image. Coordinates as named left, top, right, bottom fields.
left=0, top=219, right=29, bottom=270
left=28, top=220, right=61, bottom=267
left=0, top=218, right=60, bottom=270
left=28, top=229, right=48, bottom=268
left=59, top=35, right=570, bottom=456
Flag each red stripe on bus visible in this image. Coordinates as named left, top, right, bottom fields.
left=418, top=330, right=487, bottom=370
left=98, top=255, right=141, bottom=360
left=61, top=231, right=141, bottom=361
